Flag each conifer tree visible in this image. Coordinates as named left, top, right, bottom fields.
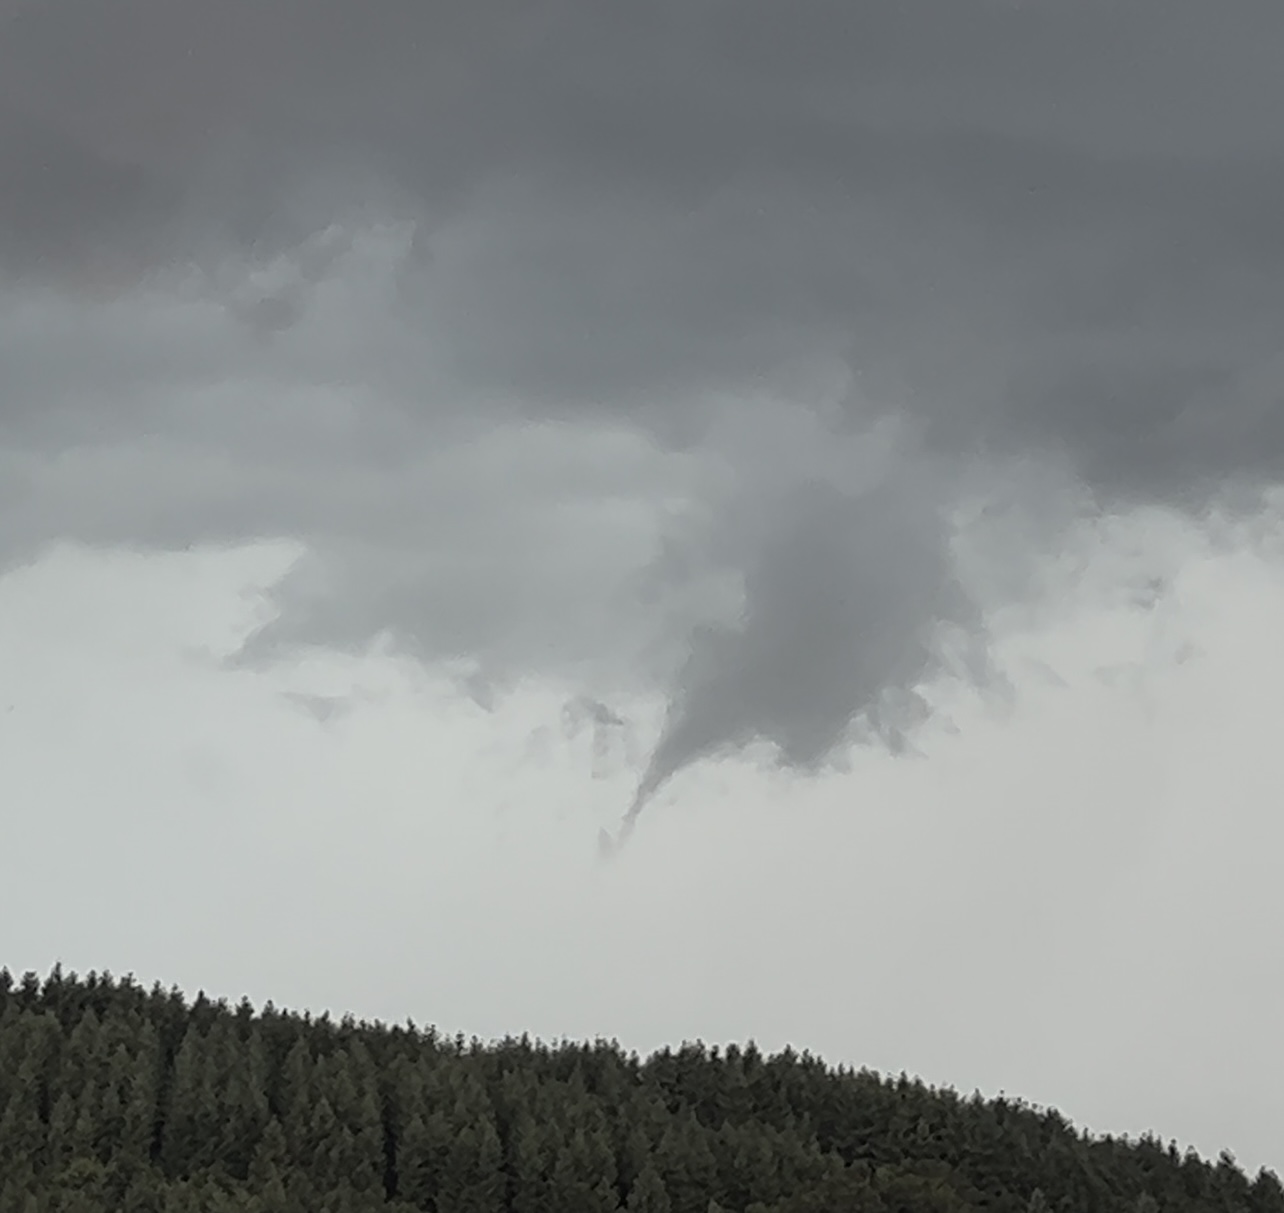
left=626, top=1165, right=672, bottom=1213
left=549, top=1125, right=621, bottom=1213
left=160, top=1026, right=221, bottom=1177
left=506, top=1108, right=556, bottom=1213
left=0, top=965, right=1281, bottom=1213
left=440, top=1110, right=505, bottom=1213
left=655, top=1116, right=720, bottom=1213
left=0, top=1045, right=47, bottom=1174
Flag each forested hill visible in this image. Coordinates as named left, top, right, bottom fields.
left=1, top=967, right=1279, bottom=1213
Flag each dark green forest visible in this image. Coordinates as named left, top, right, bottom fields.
left=0, top=966, right=1279, bottom=1213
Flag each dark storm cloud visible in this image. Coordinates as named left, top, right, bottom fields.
left=3, top=0, right=1283, bottom=821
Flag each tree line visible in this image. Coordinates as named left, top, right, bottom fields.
left=0, top=965, right=1280, bottom=1213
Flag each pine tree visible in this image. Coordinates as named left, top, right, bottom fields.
left=725, top=1123, right=782, bottom=1210
left=440, top=1112, right=505, bottom=1213
left=396, top=1109, right=451, bottom=1209
left=616, top=1122, right=655, bottom=1202
left=549, top=1125, right=621, bottom=1213
left=302, top=1094, right=346, bottom=1189
left=655, top=1115, right=720, bottom=1213
left=276, top=1036, right=314, bottom=1159
left=0, top=1050, right=47, bottom=1175
left=45, top=1093, right=80, bottom=1170
left=0, top=1170, right=38, bottom=1213
left=50, top=1156, right=114, bottom=1212
left=160, top=1025, right=221, bottom=1177
left=120, top=1024, right=162, bottom=1170
left=626, top=1165, right=672, bottom=1213
left=71, top=1079, right=105, bottom=1164
left=249, top=1118, right=290, bottom=1191
left=507, top=1108, right=556, bottom=1213
left=214, top=1021, right=271, bottom=1180
left=121, top=1169, right=168, bottom=1213
left=324, top=1049, right=385, bottom=1197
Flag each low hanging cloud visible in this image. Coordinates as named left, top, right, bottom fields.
left=3, top=0, right=1283, bottom=832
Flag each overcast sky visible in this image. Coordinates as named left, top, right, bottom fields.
left=2, top=0, right=1284, bottom=1177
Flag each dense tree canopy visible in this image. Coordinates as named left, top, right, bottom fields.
left=0, top=965, right=1279, bottom=1213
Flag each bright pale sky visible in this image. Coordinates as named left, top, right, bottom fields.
left=3, top=0, right=1284, bottom=1180
left=4, top=502, right=1283, bottom=1172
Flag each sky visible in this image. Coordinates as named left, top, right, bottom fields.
left=2, top=0, right=1283, bottom=1176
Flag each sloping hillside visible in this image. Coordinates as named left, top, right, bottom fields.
left=1, top=966, right=1280, bottom=1213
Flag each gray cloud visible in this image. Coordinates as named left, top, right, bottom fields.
left=622, top=468, right=987, bottom=837
left=2, top=0, right=1282, bottom=827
